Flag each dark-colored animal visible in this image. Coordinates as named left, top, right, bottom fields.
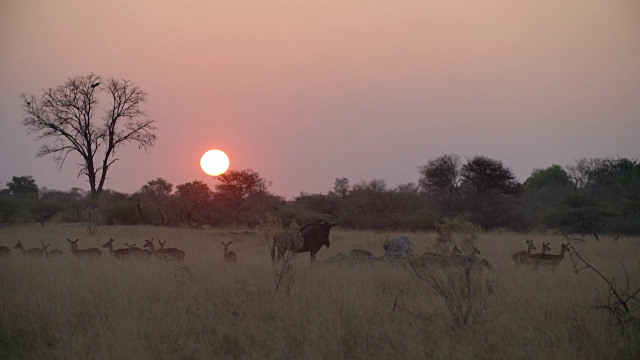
left=271, top=220, right=336, bottom=263
left=222, top=241, right=237, bottom=263
left=0, top=245, right=10, bottom=258
left=41, top=243, right=63, bottom=258
left=102, top=238, right=151, bottom=260
left=67, top=238, right=102, bottom=258
left=143, top=238, right=185, bottom=262
left=14, top=241, right=45, bottom=257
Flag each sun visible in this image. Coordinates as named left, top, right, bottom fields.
left=200, top=149, right=230, bottom=176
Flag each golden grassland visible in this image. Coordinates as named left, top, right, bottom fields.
left=0, top=225, right=639, bottom=359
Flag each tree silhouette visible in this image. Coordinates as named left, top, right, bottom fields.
left=461, top=156, right=520, bottom=195
left=20, top=74, right=156, bottom=200
left=215, top=169, right=269, bottom=203
left=6, top=176, right=39, bottom=198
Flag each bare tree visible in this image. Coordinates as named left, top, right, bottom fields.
left=20, top=74, right=157, bottom=200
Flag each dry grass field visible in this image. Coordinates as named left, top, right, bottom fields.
left=0, top=224, right=639, bottom=359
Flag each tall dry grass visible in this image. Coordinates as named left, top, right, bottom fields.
left=0, top=225, right=638, bottom=359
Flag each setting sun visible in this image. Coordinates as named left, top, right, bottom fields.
left=200, top=149, right=230, bottom=176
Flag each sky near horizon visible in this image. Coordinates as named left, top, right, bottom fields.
left=1, top=0, right=639, bottom=199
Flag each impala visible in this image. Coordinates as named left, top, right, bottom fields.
left=541, top=242, right=551, bottom=254
left=67, top=238, right=101, bottom=258
left=512, top=239, right=536, bottom=268
left=529, top=243, right=570, bottom=272
left=102, top=238, right=151, bottom=260
left=143, top=238, right=185, bottom=262
left=14, top=240, right=45, bottom=257
left=222, top=241, right=237, bottom=264
left=453, top=245, right=491, bottom=269
left=41, top=243, right=63, bottom=258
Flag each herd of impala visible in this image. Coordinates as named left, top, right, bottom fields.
left=0, top=237, right=242, bottom=264
left=0, top=238, right=189, bottom=262
left=0, top=235, right=571, bottom=271
left=511, top=239, right=571, bottom=271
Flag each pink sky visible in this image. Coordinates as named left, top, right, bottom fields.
left=1, top=0, right=639, bottom=199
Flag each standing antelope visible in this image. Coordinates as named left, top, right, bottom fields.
left=0, top=245, right=10, bottom=258
left=67, top=238, right=101, bottom=258
left=41, top=243, right=63, bottom=258
left=143, top=238, right=185, bottom=262
left=102, top=238, right=146, bottom=260
left=452, top=245, right=481, bottom=266
left=541, top=242, right=551, bottom=254
left=222, top=241, right=237, bottom=264
left=512, top=239, right=536, bottom=268
left=529, top=243, right=570, bottom=272
left=14, top=240, right=45, bottom=257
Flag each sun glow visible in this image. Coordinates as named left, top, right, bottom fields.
left=200, top=149, right=230, bottom=176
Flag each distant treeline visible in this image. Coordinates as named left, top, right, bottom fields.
left=1, top=155, right=639, bottom=238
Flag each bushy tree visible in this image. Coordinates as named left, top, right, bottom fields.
left=215, top=169, right=269, bottom=202
left=332, top=177, right=350, bottom=198
left=522, top=165, right=574, bottom=231
left=140, top=178, right=173, bottom=199
left=458, top=156, right=523, bottom=230
left=136, top=178, right=174, bottom=225
left=524, top=165, right=572, bottom=190
left=173, top=181, right=214, bottom=226
left=546, top=194, right=614, bottom=240
left=461, top=156, right=521, bottom=195
left=418, top=154, right=462, bottom=214
left=6, top=176, right=39, bottom=198
left=212, top=169, right=271, bottom=226
left=1, top=176, right=40, bottom=223
left=564, top=157, right=640, bottom=235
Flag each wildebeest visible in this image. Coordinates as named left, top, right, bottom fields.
left=271, top=220, right=336, bottom=263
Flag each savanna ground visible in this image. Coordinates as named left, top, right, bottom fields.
left=0, top=224, right=639, bottom=359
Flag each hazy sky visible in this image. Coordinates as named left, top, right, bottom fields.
left=1, top=0, right=639, bottom=199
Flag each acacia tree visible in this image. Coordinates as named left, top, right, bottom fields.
left=215, top=169, right=269, bottom=203
left=213, top=169, right=273, bottom=227
left=173, top=181, right=214, bottom=226
left=20, top=73, right=157, bottom=200
left=461, top=156, right=520, bottom=195
left=460, top=156, right=523, bottom=230
left=6, top=176, right=39, bottom=198
left=137, top=178, right=174, bottom=225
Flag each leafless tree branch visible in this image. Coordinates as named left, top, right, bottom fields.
left=20, top=74, right=156, bottom=199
